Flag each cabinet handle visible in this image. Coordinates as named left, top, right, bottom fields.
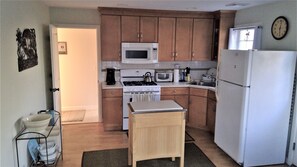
left=172, top=52, right=175, bottom=58
left=175, top=52, right=178, bottom=57
left=140, top=32, right=143, bottom=39
left=192, top=52, right=195, bottom=58
left=137, top=33, right=140, bottom=38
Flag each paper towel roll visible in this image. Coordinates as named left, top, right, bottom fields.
left=174, top=69, right=179, bottom=83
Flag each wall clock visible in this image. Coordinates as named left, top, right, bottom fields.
left=271, top=16, right=289, bottom=40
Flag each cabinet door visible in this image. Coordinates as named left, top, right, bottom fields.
left=102, top=97, right=123, bottom=130
left=192, top=19, right=213, bottom=61
left=189, top=95, right=207, bottom=128
left=175, top=18, right=193, bottom=61
left=122, top=16, right=139, bottom=42
left=207, top=99, right=216, bottom=133
left=158, top=17, right=176, bottom=61
left=101, top=15, right=121, bottom=61
left=175, top=95, right=189, bottom=122
left=140, top=16, right=158, bottom=42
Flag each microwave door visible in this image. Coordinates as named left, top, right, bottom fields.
left=126, top=50, right=148, bottom=59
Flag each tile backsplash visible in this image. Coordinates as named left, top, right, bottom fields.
left=100, top=61, right=217, bottom=82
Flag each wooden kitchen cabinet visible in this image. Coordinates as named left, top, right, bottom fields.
left=158, top=17, right=195, bottom=62
left=192, top=19, right=214, bottom=61
left=175, top=18, right=193, bottom=61
left=188, top=88, right=208, bottom=129
left=102, top=89, right=123, bottom=130
left=207, top=90, right=216, bottom=133
left=161, top=87, right=189, bottom=121
left=101, top=15, right=121, bottom=61
left=213, top=11, right=235, bottom=61
left=121, top=16, right=158, bottom=42
left=158, top=17, right=176, bottom=61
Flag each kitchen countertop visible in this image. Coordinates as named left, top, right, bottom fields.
left=101, top=82, right=123, bottom=89
left=128, top=100, right=186, bottom=114
left=101, top=81, right=216, bottom=92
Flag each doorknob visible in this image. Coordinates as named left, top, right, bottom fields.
left=50, top=88, right=60, bottom=92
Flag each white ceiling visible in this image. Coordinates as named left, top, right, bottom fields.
left=42, top=0, right=284, bottom=12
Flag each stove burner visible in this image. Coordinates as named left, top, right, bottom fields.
left=123, top=81, right=157, bottom=86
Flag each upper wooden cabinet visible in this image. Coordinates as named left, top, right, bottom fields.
left=101, top=15, right=121, bottom=61
left=158, top=17, right=176, bottom=61
left=98, top=7, right=235, bottom=62
left=213, top=11, right=235, bottom=61
left=175, top=18, right=193, bottom=61
left=121, top=16, right=158, bottom=42
left=159, top=18, right=213, bottom=61
left=192, top=19, right=214, bottom=61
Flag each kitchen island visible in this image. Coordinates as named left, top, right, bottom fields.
left=128, top=100, right=187, bottom=167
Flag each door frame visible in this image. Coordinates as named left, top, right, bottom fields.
left=49, top=24, right=102, bottom=122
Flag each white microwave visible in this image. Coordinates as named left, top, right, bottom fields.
left=121, top=43, right=158, bottom=64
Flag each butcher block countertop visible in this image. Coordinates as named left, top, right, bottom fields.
left=128, top=100, right=186, bottom=114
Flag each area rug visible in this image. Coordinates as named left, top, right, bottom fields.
left=61, top=110, right=86, bottom=122
left=81, top=143, right=215, bottom=167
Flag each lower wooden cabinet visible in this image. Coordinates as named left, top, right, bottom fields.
left=102, top=89, right=123, bottom=130
left=161, top=87, right=189, bottom=122
left=188, top=88, right=208, bottom=129
left=207, top=90, right=217, bottom=133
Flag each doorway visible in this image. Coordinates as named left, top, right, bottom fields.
left=56, top=27, right=100, bottom=124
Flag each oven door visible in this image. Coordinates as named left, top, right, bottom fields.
left=123, top=92, right=132, bottom=130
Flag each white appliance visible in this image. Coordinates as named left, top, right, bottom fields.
left=121, top=69, right=161, bottom=130
left=215, top=49, right=296, bottom=167
left=121, top=43, right=158, bottom=64
left=155, top=70, right=173, bottom=82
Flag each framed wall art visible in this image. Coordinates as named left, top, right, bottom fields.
left=58, top=42, right=67, bottom=54
left=16, top=28, right=38, bottom=72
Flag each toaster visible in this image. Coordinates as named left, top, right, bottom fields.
left=155, top=71, right=173, bottom=82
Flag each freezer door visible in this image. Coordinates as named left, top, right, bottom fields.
left=214, top=80, right=249, bottom=164
left=219, top=50, right=252, bottom=86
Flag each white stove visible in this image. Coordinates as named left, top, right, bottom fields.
left=120, top=69, right=161, bottom=130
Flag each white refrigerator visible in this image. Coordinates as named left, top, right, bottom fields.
left=215, top=49, right=296, bottom=167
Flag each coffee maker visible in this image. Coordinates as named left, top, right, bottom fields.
left=106, top=68, right=116, bottom=85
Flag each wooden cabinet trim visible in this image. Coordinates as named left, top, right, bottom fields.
left=102, top=89, right=123, bottom=97
left=98, top=7, right=214, bottom=19
left=190, top=88, right=208, bottom=97
left=161, top=87, right=189, bottom=95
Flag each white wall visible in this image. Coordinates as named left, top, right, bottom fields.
left=1, top=1, right=51, bottom=167
left=58, top=28, right=98, bottom=112
left=235, top=1, right=297, bottom=51
left=50, top=7, right=100, bottom=25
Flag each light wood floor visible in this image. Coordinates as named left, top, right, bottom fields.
left=56, top=123, right=288, bottom=167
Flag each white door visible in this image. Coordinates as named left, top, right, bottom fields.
left=219, top=50, right=252, bottom=86
left=49, top=25, right=61, bottom=112
left=214, top=80, right=249, bottom=164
